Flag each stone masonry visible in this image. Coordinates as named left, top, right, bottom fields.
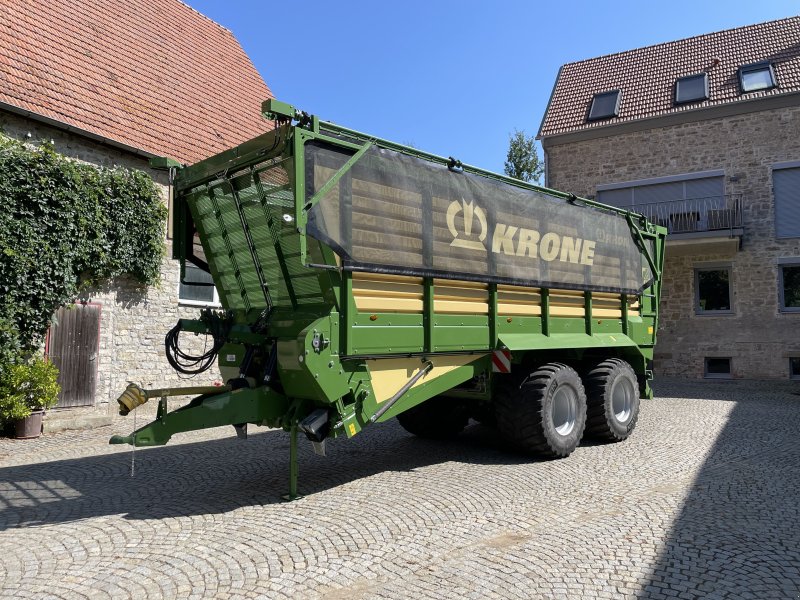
left=1, top=379, right=799, bottom=598
left=1, top=110, right=221, bottom=413
left=545, top=104, right=800, bottom=379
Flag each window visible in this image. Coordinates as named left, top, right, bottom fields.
left=773, top=165, right=800, bottom=238
left=597, top=172, right=724, bottom=209
left=739, top=62, right=776, bottom=93
left=675, top=73, right=709, bottom=104
left=695, top=267, right=733, bottom=314
left=597, top=172, right=727, bottom=233
left=588, top=90, right=621, bottom=121
left=178, top=262, right=220, bottom=306
left=779, top=262, right=800, bottom=313
left=705, top=357, right=732, bottom=379
left=789, top=357, right=800, bottom=380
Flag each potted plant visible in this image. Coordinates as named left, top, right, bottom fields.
left=0, top=357, right=60, bottom=439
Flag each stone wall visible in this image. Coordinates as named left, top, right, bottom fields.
left=545, top=104, right=800, bottom=379
left=1, top=110, right=221, bottom=410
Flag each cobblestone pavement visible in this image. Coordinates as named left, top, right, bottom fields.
left=1, top=378, right=799, bottom=599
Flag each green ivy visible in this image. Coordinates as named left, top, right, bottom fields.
left=0, top=134, right=167, bottom=369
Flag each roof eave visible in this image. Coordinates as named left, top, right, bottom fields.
left=0, top=100, right=167, bottom=162
left=539, top=91, right=800, bottom=147
left=536, top=64, right=565, bottom=140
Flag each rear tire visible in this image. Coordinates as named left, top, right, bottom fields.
left=396, top=396, right=469, bottom=439
left=494, top=363, right=587, bottom=458
left=584, top=359, right=640, bottom=442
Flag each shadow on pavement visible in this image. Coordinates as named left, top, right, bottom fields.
left=637, top=384, right=800, bottom=598
left=0, top=420, right=527, bottom=529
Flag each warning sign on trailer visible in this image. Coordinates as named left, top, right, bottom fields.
left=492, top=350, right=512, bottom=373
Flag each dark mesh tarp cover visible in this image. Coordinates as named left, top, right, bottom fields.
left=306, top=142, right=652, bottom=294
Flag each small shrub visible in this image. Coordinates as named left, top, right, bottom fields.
left=0, top=357, right=60, bottom=424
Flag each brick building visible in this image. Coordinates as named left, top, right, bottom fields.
left=0, top=0, right=272, bottom=423
left=538, top=16, right=800, bottom=380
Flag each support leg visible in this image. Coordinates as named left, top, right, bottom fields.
left=282, top=423, right=302, bottom=501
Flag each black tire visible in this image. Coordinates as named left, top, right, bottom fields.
left=494, top=363, right=587, bottom=458
left=584, top=358, right=640, bottom=442
left=396, top=396, right=469, bottom=439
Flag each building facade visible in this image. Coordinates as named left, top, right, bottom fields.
left=539, top=17, right=800, bottom=380
left=0, top=1, right=273, bottom=421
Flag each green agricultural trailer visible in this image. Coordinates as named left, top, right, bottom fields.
left=111, top=100, right=667, bottom=500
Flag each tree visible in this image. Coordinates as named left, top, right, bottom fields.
left=504, top=129, right=543, bottom=184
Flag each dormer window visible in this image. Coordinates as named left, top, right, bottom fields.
left=675, top=73, right=709, bottom=104
left=588, top=90, right=621, bottom=121
left=738, top=62, right=776, bottom=93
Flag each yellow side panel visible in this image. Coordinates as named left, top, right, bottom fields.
left=349, top=272, right=641, bottom=318
left=434, top=279, right=488, bottom=314
left=369, top=354, right=486, bottom=403
left=550, top=291, right=585, bottom=318
left=550, top=305, right=586, bottom=317
left=354, top=297, right=424, bottom=312
left=592, top=308, right=623, bottom=318
left=497, top=302, right=542, bottom=316
left=497, top=285, right=541, bottom=316
left=352, top=272, right=423, bottom=313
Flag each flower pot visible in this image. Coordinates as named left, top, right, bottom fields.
left=14, top=410, right=44, bottom=439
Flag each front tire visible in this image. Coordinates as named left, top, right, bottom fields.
left=494, top=363, right=587, bottom=458
left=396, top=396, right=469, bottom=439
left=584, top=358, right=640, bottom=442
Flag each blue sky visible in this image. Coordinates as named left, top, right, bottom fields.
left=187, top=1, right=797, bottom=173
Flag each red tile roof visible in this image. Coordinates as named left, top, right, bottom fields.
left=539, top=16, right=800, bottom=139
left=0, top=0, right=272, bottom=164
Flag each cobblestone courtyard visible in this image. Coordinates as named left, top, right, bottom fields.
left=1, top=379, right=798, bottom=599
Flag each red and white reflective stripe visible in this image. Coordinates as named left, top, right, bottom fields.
left=491, top=349, right=512, bottom=373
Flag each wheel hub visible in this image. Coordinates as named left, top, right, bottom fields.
left=552, top=385, right=578, bottom=436
left=611, top=377, right=635, bottom=423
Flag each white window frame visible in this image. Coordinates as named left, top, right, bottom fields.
left=177, top=262, right=221, bottom=307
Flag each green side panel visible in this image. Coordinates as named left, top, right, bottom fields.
left=433, top=314, right=489, bottom=351
left=499, top=332, right=638, bottom=351
left=350, top=314, right=425, bottom=354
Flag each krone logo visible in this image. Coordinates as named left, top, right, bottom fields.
left=447, top=199, right=487, bottom=251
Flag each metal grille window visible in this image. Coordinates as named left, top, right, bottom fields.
left=773, top=166, right=800, bottom=238
left=178, top=262, right=220, bottom=306
left=705, top=357, right=732, bottom=379
left=779, top=262, right=800, bottom=313
left=695, top=267, right=733, bottom=314
left=588, top=90, right=621, bottom=121
left=675, top=73, right=709, bottom=104
left=739, top=62, right=776, bottom=93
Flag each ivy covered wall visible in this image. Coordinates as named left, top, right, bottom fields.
left=0, top=132, right=167, bottom=370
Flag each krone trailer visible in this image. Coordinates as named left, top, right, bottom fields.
left=111, top=100, right=667, bottom=500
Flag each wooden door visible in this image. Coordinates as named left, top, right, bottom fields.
left=47, top=304, right=101, bottom=407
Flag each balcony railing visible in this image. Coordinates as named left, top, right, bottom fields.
left=623, top=195, right=743, bottom=235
